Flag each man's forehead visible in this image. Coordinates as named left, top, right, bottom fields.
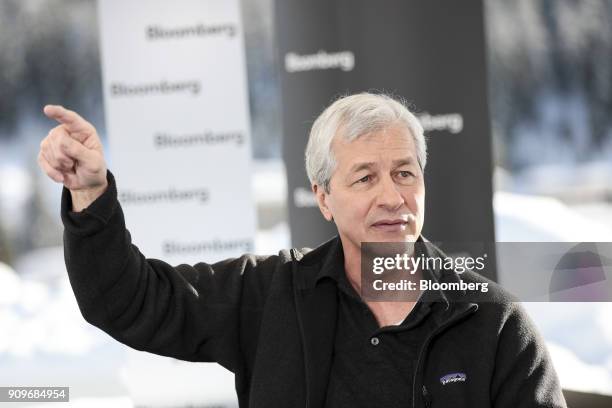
left=335, top=129, right=416, bottom=156
left=333, top=125, right=415, bottom=151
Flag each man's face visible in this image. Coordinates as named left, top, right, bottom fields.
left=314, top=125, right=425, bottom=255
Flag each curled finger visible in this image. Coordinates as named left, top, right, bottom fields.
left=38, top=152, right=64, bottom=183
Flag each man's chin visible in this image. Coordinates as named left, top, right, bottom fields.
left=365, top=230, right=418, bottom=243
left=360, top=237, right=417, bottom=258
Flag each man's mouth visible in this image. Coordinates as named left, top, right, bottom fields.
left=371, top=219, right=410, bottom=232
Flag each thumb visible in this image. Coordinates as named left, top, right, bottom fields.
left=58, top=135, right=97, bottom=164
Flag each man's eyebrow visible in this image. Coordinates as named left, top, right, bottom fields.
left=392, top=157, right=415, bottom=167
left=348, top=162, right=376, bottom=173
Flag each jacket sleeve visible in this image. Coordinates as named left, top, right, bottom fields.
left=490, top=302, right=567, bottom=408
left=61, top=170, right=277, bottom=372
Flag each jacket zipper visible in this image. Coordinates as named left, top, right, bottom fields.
left=411, top=304, right=478, bottom=408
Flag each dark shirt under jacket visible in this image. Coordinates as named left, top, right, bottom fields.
left=320, top=241, right=445, bottom=408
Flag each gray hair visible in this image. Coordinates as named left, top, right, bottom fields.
left=305, top=92, right=427, bottom=193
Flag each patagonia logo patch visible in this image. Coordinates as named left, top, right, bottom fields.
left=440, top=372, right=467, bottom=385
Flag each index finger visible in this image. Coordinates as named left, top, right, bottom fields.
left=43, top=105, right=91, bottom=133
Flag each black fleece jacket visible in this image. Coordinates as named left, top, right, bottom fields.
left=61, top=170, right=567, bottom=408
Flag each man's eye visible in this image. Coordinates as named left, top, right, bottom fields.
left=357, top=175, right=371, bottom=183
left=398, top=171, right=414, bottom=178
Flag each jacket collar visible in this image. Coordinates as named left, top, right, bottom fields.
left=294, top=235, right=451, bottom=299
left=294, top=235, right=433, bottom=287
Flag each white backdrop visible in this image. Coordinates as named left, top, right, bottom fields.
left=98, top=0, right=255, bottom=266
left=97, top=0, right=254, bottom=405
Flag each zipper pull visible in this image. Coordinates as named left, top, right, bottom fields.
left=422, top=385, right=432, bottom=408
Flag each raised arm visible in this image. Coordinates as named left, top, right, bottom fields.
left=38, top=106, right=277, bottom=372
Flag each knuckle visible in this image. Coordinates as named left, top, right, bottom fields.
left=48, top=156, right=60, bottom=168
left=59, top=138, right=70, bottom=151
left=46, top=141, right=57, bottom=154
left=49, top=126, right=62, bottom=141
left=47, top=128, right=58, bottom=139
left=58, top=157, right=71, bottom=167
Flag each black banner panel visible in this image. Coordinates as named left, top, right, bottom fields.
left=275, top=0, right=496, bottom=280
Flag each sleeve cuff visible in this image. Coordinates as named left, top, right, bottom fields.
left=61, top=170, right=118, bottom=236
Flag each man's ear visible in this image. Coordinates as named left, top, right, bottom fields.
left=312, top=184, right=333, bottom=222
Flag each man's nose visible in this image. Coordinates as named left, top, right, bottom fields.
left=376, top=176, right=404, bottom=210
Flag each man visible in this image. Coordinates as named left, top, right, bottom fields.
left=38, top=93, right=566, bottom=407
